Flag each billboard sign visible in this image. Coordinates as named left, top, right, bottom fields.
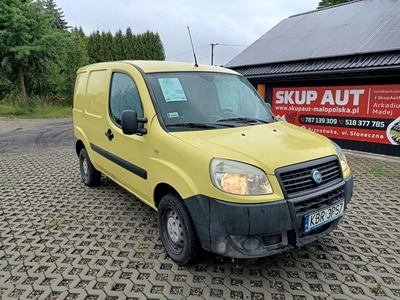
left=272, top=85, right=400, bottom=145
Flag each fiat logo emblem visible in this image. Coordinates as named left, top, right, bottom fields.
left=311, top=169, right=322, bottom=184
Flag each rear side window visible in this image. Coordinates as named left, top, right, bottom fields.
left=109, top=72, right=144, bottom=127
left=73, top=72, right=87, bottom=110
left=86, top=70, right=107, bottom=116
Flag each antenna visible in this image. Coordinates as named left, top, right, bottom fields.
left=187, top=26, right=198, bottom=67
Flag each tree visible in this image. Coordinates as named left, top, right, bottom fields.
left=317, top=0, right=354, bottom=8
left=87, top=30, right=101, bottom=63
left=102, top=31, right=114, bottom=61
left=61, top=27, right=89, bottom=99
left=86, top=28, right=166, bottom=63
left=150, top=32, right=166, bottom=60
left=28, top=26, right=89, bottom=104
left=0, top=0, right=68, bottom=105
left=113, top=29, right=125, bottom=60
left=125, top=27, right=138, bottom=59
left=0, top=72, right=13, bottom=100
left=42, top=0, right=70, bottom=31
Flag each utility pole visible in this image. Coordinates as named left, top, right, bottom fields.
left=211, top=43, right=218, bottom=65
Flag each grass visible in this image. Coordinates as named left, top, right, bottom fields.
left=0, top=104, right=16, bottom=115
left=44, top=219, right=59, bottom=229
left=0, top=94, right=72, bottom=119
left=24, top=105, right=71, bottom=119
left=0, top=102, right=71, bottom=119
left=370, top=282, right=384, bottom=296
left=0, top=178, right=15, bottom=189
left=371, top=163, right=400, bottom=178
left=44, top=223, right=54, bottom=229
left=128, top=261, right=140, bottom=269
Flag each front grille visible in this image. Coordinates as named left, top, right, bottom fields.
left=293, top=187, right=345, bottom=214
left=276, top=156, right=341, bottom=198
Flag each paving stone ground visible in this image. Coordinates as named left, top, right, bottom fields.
left=0, top=146, right=400, bottom=300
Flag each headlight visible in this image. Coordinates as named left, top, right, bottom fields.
left=331, top=141, right=349, bottom=172
left=210, top=158, right=273, bottom=195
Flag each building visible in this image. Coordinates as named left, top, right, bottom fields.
left=226, top=0, right=400, bottom=156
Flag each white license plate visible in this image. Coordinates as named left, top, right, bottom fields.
left=304, top=201, right=345, bottom=232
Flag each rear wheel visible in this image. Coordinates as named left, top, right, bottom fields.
left=158, top=193, right=199, bottom=265
left=79, top=148, right=101, bottom=186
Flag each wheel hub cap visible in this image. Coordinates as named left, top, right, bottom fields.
left=167, top=215, right=181, bottom=244
left=82, top=159, right=88, bottom=176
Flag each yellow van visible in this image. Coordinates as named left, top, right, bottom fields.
left=73, top=61, right=353, bottom=265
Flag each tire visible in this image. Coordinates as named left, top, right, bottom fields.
left=158, top=193, right=199, bottom=265
left=79, top=148, right=101, bottom=186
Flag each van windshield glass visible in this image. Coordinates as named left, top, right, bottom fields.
left=147, top=72, right=275, bottom=129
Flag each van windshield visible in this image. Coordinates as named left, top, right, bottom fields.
left=147, top=72, right=275, bottom=130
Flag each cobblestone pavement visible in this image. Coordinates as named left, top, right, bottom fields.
left=0, top=146, right=399, bottom=300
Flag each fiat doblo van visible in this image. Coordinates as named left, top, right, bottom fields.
left=73, top=61, right=353, bottom=265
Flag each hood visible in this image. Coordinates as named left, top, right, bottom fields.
left=171, top=122, right=338, bottom=174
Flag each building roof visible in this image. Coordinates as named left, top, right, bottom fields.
left=234, top=50, right=400, bottom=79
left=225, top=0, right=400, bottom=69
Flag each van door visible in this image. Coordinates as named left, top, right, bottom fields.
left=95, top=71, right=150, bottom=203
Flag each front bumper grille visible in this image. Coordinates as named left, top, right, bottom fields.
left=293, top=186, right=345, bottom=215
left=276, top=156, right=342, bottom=198
left=293, top=186, right=345, bottom=236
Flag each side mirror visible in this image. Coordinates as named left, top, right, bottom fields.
left=121, top=110, right=138, bottom=135
left=121, top=110, right=148, bottom=135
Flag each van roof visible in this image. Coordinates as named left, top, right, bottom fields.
left=78, top=60, right=239, bottom=74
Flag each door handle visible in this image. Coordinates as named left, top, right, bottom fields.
left=105, top=129, right=114, bottom=141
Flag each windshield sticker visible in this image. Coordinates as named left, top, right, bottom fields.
left=158, top=78, right=187, bottom=102
left=167, top=112, right=180, bottom=118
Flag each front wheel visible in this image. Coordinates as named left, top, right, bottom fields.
left=158, top=193, right=199, bottom=265
left=79, top=148, right=101, bottom=186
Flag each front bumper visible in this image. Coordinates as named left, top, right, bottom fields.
left=185, top=175, right=353, bottom=259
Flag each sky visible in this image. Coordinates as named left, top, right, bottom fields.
left=56, top=0, right=320, bottom=66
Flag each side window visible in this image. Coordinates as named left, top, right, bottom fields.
left=109, top=72, right=144, bottom=127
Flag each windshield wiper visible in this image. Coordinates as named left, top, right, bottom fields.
left=167, top=122, right=217, bottom=129
left=217, top=117, right=270, bottom=124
